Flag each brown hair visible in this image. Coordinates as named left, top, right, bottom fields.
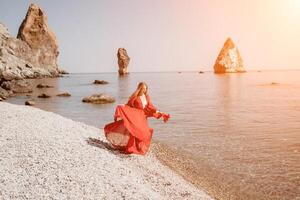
left=129, top=82, right=148, bottom=99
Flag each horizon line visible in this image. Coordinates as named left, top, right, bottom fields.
left=67, top=68, right=300, bottom=74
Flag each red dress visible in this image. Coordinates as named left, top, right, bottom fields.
left=104, top=94, right=170, bottom=155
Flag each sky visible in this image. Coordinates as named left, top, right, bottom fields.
left=0, top=0, right=300, bottom=73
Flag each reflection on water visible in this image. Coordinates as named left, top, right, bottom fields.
left=6, top=71, right=300, bottom=200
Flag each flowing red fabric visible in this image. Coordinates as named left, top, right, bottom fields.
left=104, top=94, right=170, bottom=155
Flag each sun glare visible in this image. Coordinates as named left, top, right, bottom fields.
left=292, top=0, right=300, bottom=8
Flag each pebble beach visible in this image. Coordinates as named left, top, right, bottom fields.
left=0, top=102, right=212, bottom=200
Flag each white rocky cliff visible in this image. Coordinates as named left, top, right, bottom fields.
left=0, top=4, right=61, bottom=81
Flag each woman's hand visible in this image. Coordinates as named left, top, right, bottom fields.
left=156, top=110, right=165, bottom=115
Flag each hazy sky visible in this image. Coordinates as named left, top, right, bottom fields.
left=0, top=0, right=300, bottom=72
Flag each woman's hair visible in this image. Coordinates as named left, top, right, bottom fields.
left=129, top=82, right=148, bottom=99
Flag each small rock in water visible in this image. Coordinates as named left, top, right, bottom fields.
left=271, top=82, right=279, bottom=85
left=58, top=69, right=69, bottom=74
left=198, top=71, right=204, bottom=74
left=38, top=93, right=51, bottom=98
left=82, top=94, right=115, bottom=104
left=36, top=83, right=53, bottom=88
left=25, top=100, right=35, bottom=106
left=56, top=92, right=71, bottom=97
left=93, top=80, right=108, bottom=84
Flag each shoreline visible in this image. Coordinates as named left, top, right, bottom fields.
left=151, top=142, right=235, bottom=200
left=0, top=102, right=212, bottom=199
left=151, top=141, right=285, bottom=200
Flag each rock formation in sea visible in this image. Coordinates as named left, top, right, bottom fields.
left=82, top=94, right=115, bottom=104
left=17, top=3, right=59, bottom=74
left=213, top=38, right=246, bottom=73
left=93, top=80, right=108, bottom=84
left=0, top=4, right=68, bottom=82
left=1, top=80, right=33, bottom=93
left=38, top=93, right=51, bottom=98
left=0, top=4, right=68, bottom=99
left=117, top=48, right=130, bottom=75
left=56, top=92, right=71, bottom=97
left=58, top=68, right=69, bottom=74
left=36, top=83, right=53, bottom=88
left=25, top=100, right=35, bottom=106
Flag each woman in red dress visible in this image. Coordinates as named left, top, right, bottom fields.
left=104, top=82, right=170, bottom=155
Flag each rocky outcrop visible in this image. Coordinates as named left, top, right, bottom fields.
left=93, top=80, right=108, bottom=84
left=0, top=4, right=60, bottom=81
left=82, top=94, right=115, bottom=104
left=38, top=93, right=51, bottom=98
left=36, top=83, right=53, bottom=88
left=25, top=100, right=35, bottom=106
left=17, top=4, right=59, bottom=72
left=58, top=68, right=69, bottom=74
left=117, top=48, right=130, bottom=75
left=56, top=92, right=71, bottom=97
left=213, top=38, right=246, bottom=73
left=0, top=87, right=9, bottom=99
left=1, top=80, right=33, bottom=93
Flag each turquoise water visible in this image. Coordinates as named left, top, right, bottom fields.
left=6, top=71, right=300, bottom=199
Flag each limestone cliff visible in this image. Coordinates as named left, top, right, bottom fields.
left=0, top=4, right=61, bottom=81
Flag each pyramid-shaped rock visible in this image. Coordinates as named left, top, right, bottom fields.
left=17, top=3, right=59, bottom=70
left=214, top=38, right=246, bottom=73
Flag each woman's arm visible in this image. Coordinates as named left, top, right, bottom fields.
left=145, top=94, right=170, bottom=122
left=146, top=95, right=157, bottom=113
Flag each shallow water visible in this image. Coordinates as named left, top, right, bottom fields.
left=6, top=71, right=300, bottom=199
